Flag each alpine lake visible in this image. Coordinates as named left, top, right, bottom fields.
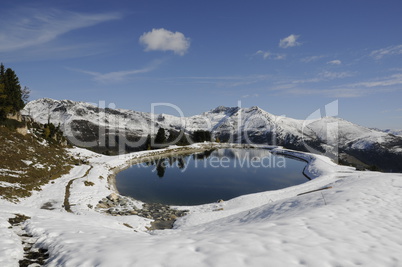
left=116, top=148, right=309, bottom=206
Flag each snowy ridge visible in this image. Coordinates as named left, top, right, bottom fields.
left=23, top=98, right=397, bottom=145
left=383, top=129, right=402, bottom=137
left=23, top=98, right=402, bottom=171
left=23, top=98, right=395, bottom=144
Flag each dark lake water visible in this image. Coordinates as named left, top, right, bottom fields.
left=116, top=148, right=308, bottom=206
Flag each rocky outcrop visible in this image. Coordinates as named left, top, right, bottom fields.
left=96, top=194, right=189, bottom=230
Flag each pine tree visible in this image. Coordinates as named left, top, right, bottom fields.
left=193, top=130, right=211, bottom=143
left=4, top=68, right=24, bottom=114
left=0, top=64, right=8, bottom=119
left=0, top=63, right=25, bottom=119
left=154, top=128, right=166, bottom=147
left=0, top=63, right=4, bottom=79
left=177, top=130, right=190, bottom=146
left=0, top=83, right=7, bottom=120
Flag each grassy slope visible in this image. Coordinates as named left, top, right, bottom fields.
left=0, top=125, right=75, bottom=201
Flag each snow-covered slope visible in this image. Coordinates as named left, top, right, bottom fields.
left=23, top=98, right=402, bottom=171
left=1, top=145, right=402, bottom=266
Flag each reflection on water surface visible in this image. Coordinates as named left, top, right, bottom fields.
left=116, top=148, right=307, bottom=206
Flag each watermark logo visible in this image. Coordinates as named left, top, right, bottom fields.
left=133, top=151, right=287, bottom=177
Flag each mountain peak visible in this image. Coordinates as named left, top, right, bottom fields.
left=210, top=106, right=240, bottom=114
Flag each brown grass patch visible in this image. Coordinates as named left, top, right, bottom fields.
left=0, top=126, right=75, bottom=201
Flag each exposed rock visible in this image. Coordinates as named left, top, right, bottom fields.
left=107, top=193, right=119, bottom=202
left=95, top=194, right=189, bottom=230
left=6, top=112, right=22, bottom=121
left=96, top=203, right=109, bottom=209
left=40, top=201, right=57, bottom=210
left=16, top=126, right=28, bottom=136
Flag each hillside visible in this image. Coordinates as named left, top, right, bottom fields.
left=0, top=119, right=75, bottom=201
left=23, top=98, right=402, bottom=172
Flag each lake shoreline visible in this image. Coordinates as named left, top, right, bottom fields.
left=108, top=143, right=316, bottom=207
left=107, top=143, right=274, bottom=199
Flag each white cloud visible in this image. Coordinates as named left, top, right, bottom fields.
left=254, top=50, right=286, bottom=60
left=279, top=34, right=301, bottom=49
left=0, top=8, right=122, bottom=52
left=139, top=28, right=190, bottom=56
left=370, top=45, right=402, bottom=60
left=327, top=60, right=342, bottom=65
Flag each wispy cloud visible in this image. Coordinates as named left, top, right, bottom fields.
left=255, top=50, right=271, bottom=59
left=179, top=74, right=271, bottom=88
left=270, top=70, right=369, bottom=98
left=279, top=34, right=301, bottom=49
left=139, top=28, right=190, bottom=56
left=2, top=42, right=110, bottom=62
left=327, top=59, right=342, bottom=65
left=327, top=72, right=402, bottom=97
left=70, top=60, right=162, bottom=83
left=300, top=55, right=326, bottom=63
left=283, top=87, right=367, bottom=98
left=254, top=50, right=286, bottom=60
left=283, top=72, right=402, bottom=98
left=291, top=78, right=321, bottom=84
left=241, top=93, right=259, bottom=98
left=381, top=108, right=402, bottom=114
left=291, top=71, right=354, bottom=84
left=320, top=71, right=353, bottom=79
left=348, top=73, right=402, bottom=88
left=0, top=8, right=122, bottom=53
left=370, top=45, right=402, bottom=60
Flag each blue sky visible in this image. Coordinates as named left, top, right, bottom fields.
left=1, top=0, right=402, bottom=129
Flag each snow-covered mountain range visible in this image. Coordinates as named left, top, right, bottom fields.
left=23, top=98, right=402, bottom=172
left=383, top=129, right=402, bottom=137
